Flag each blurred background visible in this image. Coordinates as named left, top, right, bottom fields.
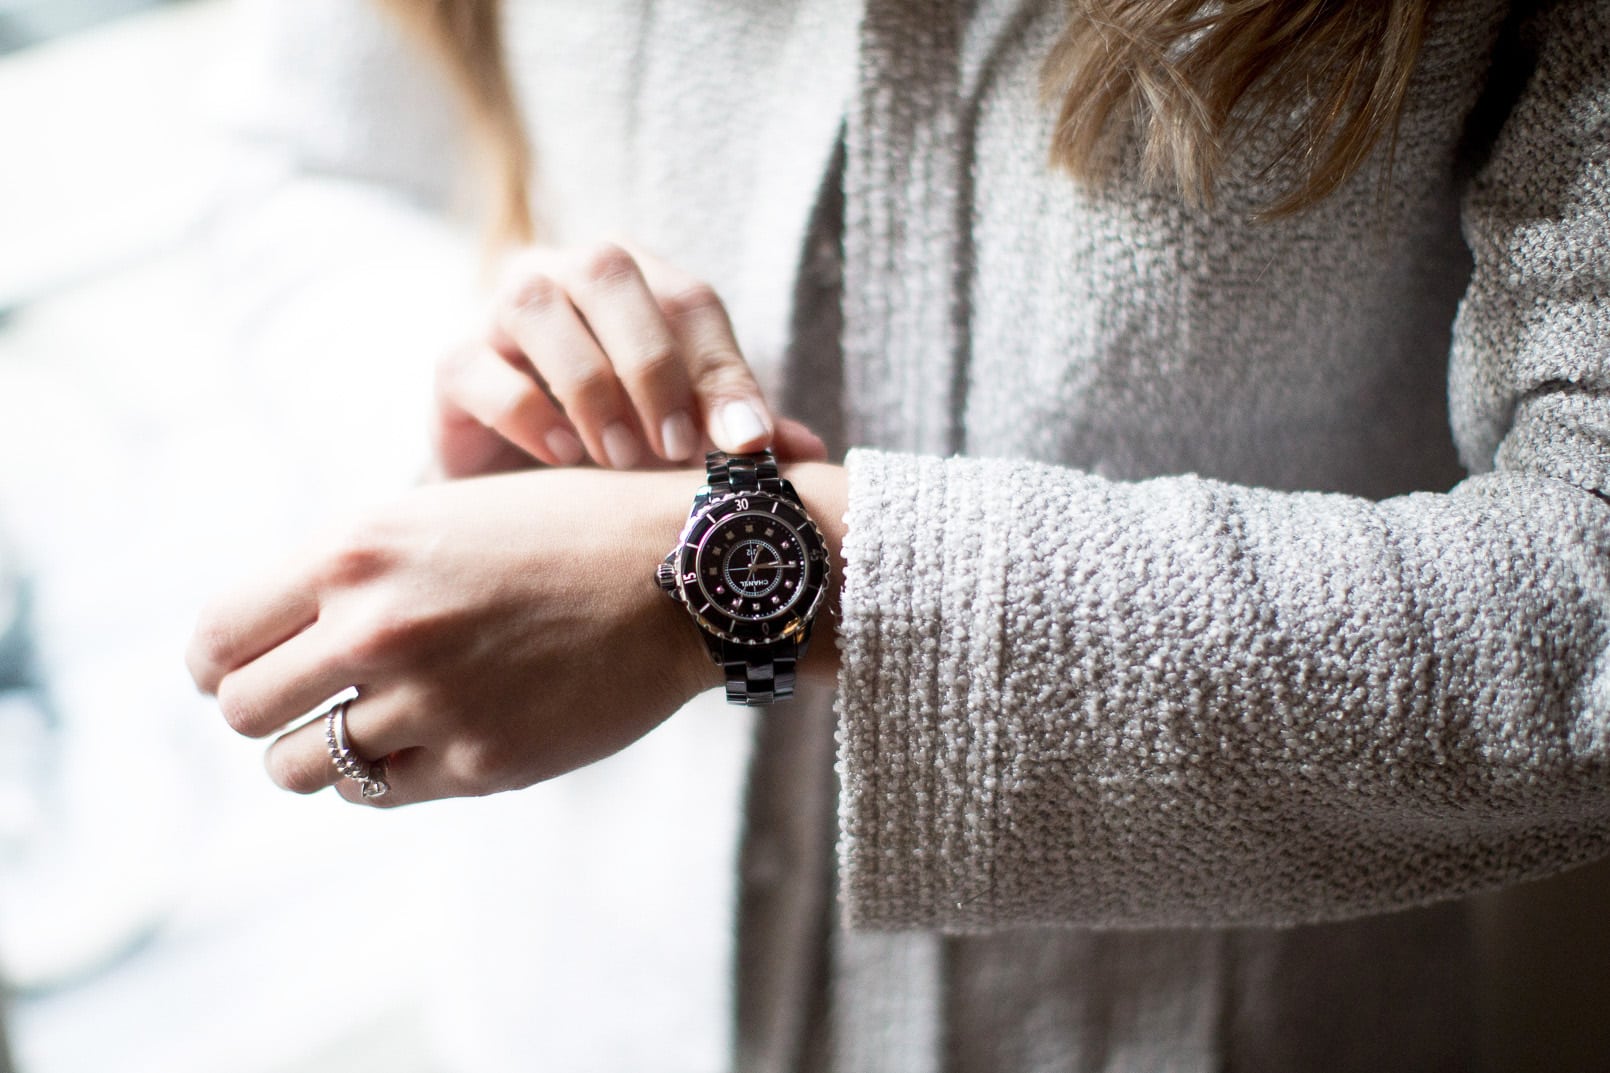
left=0, top=2, right=748, bottom=1069
left=0, top=2, right=461, bottom=1069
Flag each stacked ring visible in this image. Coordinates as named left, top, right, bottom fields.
left=325, top=694, right=390, bottom=799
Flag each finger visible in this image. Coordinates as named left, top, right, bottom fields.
left=331, top=745, right=436, bottom=808
left=263, top=687, right=419, bottom=796
left=773, top=417, right=829, bottom=463
left=212, top=620, right=357, bottom=739
left=335, top=729, right=543, bottom=808
left=558, top=243, right=699, bottom=463
left=188, top=563, right=321, bottom=695
left=432, top=413, right=546, bottom=480
left=493, top=269, right=642, bottom=470
left=435, top=344, right=586, bottom=468
left=630, top=247, right=775, bottom=453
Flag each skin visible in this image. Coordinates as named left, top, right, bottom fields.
left=187, top=243, right=849, bottom=806
left=433, top=240, right=826, bottom=477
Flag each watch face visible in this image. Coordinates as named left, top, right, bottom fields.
left=675, top=492, right=828, bottom=646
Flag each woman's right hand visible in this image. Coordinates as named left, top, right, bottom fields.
left=432, top=241, right=826, bottom=479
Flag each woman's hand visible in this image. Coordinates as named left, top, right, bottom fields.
left=433, top=242, right=827, bottom=479
left=185, top=467, right=720, bottom=806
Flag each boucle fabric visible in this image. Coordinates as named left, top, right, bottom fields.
left=840, top=455, right=1610, bottom=925
left=224, top=0, right=1610, bottom=1068
left=836, top=0, right=1610, bottom=924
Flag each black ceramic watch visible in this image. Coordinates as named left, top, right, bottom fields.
left=656, top=450, right=830, bottom=705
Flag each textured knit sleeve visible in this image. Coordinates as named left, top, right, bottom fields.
left=835, top=1, right=1610, bottom=930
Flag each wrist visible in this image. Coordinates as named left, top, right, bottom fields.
left=629, top=467, right=730, bottom=696
left=650, top=456, right=848, bottom=703
left=779, top=462, right=847, bottom=685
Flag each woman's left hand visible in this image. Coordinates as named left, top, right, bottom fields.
left=185, top=467, right=715, bottom=806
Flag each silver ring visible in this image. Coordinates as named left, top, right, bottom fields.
left=325, top=694, right=389, bottom=799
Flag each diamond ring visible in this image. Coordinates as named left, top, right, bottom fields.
left=324, top=692, right=389, bottom=799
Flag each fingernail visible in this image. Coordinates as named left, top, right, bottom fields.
left=601, top=422, right=641, bottom=469
left=715, top=400, right=769, bottom=449
left=661, top=410, right=697, bottom=461
left=545, top=427, right=585, bottom=466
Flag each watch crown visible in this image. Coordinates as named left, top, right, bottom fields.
left=655, top=561, right=677, bottom=592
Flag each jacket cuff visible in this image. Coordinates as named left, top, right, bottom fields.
left=835, top=448, right=1016, bottom=929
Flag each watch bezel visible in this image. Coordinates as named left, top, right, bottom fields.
left=671, top=490, right=829, bottom=647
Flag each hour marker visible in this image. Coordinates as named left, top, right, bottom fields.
left=765, top=527, right=775, bottom=537
left=745, top=525, right=754, bottom=533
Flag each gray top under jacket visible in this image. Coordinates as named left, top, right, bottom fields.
left=232, top=0, right=1610, bottom=1069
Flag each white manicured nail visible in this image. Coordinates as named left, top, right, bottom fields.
left=545, top=428, right=585, bottom=466
left=716, top=400, right=768, bottom=449
left=661, top=410, right=697, bottom=461
left=601, top=422, right=641, bottom=469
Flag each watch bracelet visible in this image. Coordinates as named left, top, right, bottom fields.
left=704, top=449, right=783, bottom=495
left=703, top=450, right=800, bottom=704
left=718, top=638, right=800, bottom=706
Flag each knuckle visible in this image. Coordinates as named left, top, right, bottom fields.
left=318, top=518, right=399, bottom=589
left=501, top=273, right=565, bottom=319
left=341, top=607, right=426, bottom=669
left=659, top=280, right=724, bottom=322
left=690, top=350, right=758, bottom=392
left=451, top=737, right=516, bottom=793
left=548, top=360, right=616, bottom=409
left=577, top=241, right=639, bottom=288
left=618, top=342, right=681, bottom=385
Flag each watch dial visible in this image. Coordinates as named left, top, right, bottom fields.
left=699, top=514, right=806, bottom=621
left=676, top=492, right=829, bottom=646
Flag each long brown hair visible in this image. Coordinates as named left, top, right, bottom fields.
left=1042, top=0, right=1434, bottom=215
left=381, top=0, right=1435, bottom=237
left=377, top=0, right=536, bottom=244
